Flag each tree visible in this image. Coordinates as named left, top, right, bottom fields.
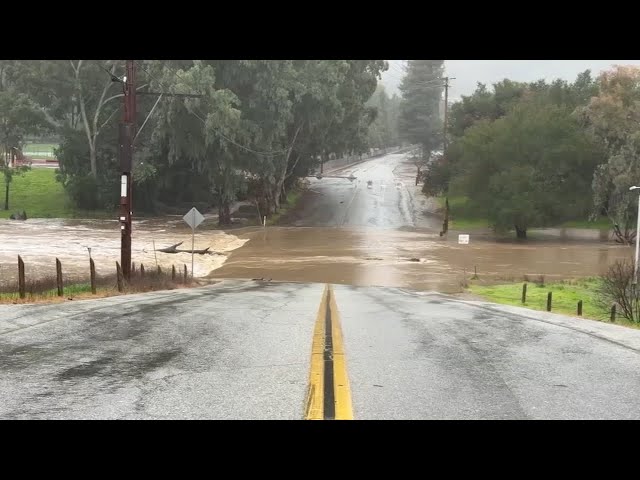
left=6, top=59, right=388, bottom=217
left=422, top=151, right=455, bottom=195
left=398, top=60, right=444, bottom=160
left=367, top=84, right=401, bottom=150
left=150, top=61, right=242, bottom=225
left=576, top=65, right=640, bottom=244
left=0, top=90, right=48, bottom=210
left=1, top=164, right=30, bottom=211
left=206, top=60, right=384, bottom=215
left=16, top=60, right=135, bottom=178
left=456, top=98, right=600, bottom=239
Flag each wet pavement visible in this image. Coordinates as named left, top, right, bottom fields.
left=2, top=279, right=640, bottom=420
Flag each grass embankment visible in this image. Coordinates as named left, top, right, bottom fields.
left=437, top=195, right=611, bottom=231
left=0, top=270, right=197, bottom=305
left=7, top=168, right=109, bottom=219
left=469, top=278, right=640, bottom=329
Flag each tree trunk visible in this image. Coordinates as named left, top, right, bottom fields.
left=440, top=197, right=449, bottom=235
left=218, top=202, right=232, bottom=226
left=4, top=181, right=8, bottom=210
left=89, top=143, right=97, bottom=177
left=515, top=225, right=527, bottom=239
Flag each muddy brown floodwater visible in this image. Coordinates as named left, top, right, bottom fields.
left=0, top=218, right=632, bottom=294
left=0, top=154, right=633, bottom=293
left=207, top=226, right=633, bottom=293
left=0, top=218, right=247, bottom=286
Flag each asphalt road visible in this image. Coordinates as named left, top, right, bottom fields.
left=1, top=279, right=640, bottom=419
left=3, top=152, right=640, bottom=420
left=292, top=152, right=435, bottom=229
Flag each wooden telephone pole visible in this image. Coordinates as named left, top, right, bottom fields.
left=441, top=76, right=454, bottom=236
left=114, top=60, right=204, bottom=280
left=119, top=60, right=136, bottom=280
left=443, top=76, right=455, bottom=153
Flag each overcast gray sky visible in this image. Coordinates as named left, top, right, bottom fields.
left=381, top=60, right=640, bottom=101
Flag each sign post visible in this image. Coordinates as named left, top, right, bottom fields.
left=458, top=234, right=470, bottom=282
left=183, top=207, right=205, bottom=278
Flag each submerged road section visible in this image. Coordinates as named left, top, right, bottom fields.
left=1, top=279, right=640, bottom=420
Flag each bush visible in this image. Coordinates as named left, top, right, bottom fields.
left=597, top=259, right=640, bottom=322
left=64, top=174, right=101, bottom=210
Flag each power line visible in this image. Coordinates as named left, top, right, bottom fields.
left=135, top=60, right=295, bottom=157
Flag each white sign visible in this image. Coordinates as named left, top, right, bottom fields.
left=183, top=207, right=205, bottom=230
left=458, top=234, right=469, bottom=245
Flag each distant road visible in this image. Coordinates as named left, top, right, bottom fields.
left=292, top=152, right=436, bottom=229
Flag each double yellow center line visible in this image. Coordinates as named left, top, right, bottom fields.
left=305, top=284, right=353, bottom=420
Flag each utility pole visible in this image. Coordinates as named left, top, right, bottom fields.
left=441, top=76, right=454, bottom=237
left=119, top=60, right=136, bottom=280
left=443, top=76, right=455, bottom=153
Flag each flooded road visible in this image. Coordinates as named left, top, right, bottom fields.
left=0, top=217, right=247, bottom=286
left=208, top=226, right=631, bottom=293
left=0, top=152, right=633, bottom=293
left=209, top=153, right=632, bottom=293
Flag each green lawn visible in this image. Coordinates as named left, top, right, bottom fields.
left=22, top=143, right=58, bottom=158
left=469, top=278, right=640, bottom=329
left=5, top=168, right=107, bottom=219
left=438, top=195, right=611, bottom=232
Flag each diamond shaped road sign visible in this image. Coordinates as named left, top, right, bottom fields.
left=183, top=207, right=205, bottom=230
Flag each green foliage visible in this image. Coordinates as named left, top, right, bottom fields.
left=367, top=85, right=401, bottom=149
left=575, top=66, right=640, bottom=244
left=398, top=60, right=444, bottom=153
left=1, top=59, right=389, bottom=218
left=454, top=99, right=600, bottom=237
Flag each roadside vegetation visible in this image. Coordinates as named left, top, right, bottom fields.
left=0, top=269, right=198, bottom=304
left=266, top=185, right=305, bottom=226
left=410, top=64, right=640, bottom=243
left=468, top=261, right=640, bottom=329
left=1, top=60, right=403, bottom=223
left=436, top=196, right=611, bottom=232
